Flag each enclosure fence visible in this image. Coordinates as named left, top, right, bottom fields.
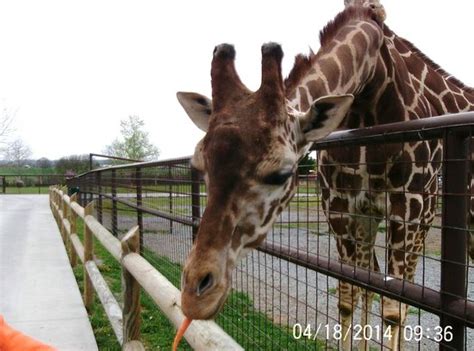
left=49, top=186, right=241, bottom=350
left=0, top=174, right=65, bottom=194
left=68, top=112, right=474, bottom=350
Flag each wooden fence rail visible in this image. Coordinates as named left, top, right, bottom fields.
left=49, top=185, right=242, bottom=351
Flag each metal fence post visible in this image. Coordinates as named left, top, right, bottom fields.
left=168, top=165, right=173, bottom=234
left=112, top=169, right=118, bottom=237
left=82, top=175, right=87, bottom=205
left=191, top=167, right=201, bottom=242
left=440, top=129, right=469, bottom=350
left=88, top=173, right=94, bottom=205
left=97, top=171, right=103, bottom=224
left=136, top=167, right=143, bottom=253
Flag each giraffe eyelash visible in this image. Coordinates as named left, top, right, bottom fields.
left=262, top=170, right=294, bottom=186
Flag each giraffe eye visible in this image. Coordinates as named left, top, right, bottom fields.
left=262, top=170, right=294, bottom=186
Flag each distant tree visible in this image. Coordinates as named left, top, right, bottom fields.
left=104, top=115, right=159, bottom=161
left=36, top=157, right=53, bottom=169
left=3, top=138, right=32, bottom=167
left=0, top=106, right=15, bottom=145
left=298, top=153, right=317, bottom=175
left=55, top=154, right=92, bottom=175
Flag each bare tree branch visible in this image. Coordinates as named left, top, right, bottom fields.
left=0, top=106, right=16, bottom=144
left=2, top=138, right=32, bottom=166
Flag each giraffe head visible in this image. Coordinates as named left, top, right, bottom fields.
left=344, top=0, right=386, bottom=22
left=176, top=43, right=353, bottom=320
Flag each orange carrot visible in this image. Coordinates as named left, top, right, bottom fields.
left=172, top=317, right=192, bottom=351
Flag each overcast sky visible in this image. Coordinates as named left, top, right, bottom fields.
left=0, top=0, right=473, bottom=160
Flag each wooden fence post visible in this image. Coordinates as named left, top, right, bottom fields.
left=84, top=201, right=95, bottom=310
left=62, top=187, right=69, bottom=246
left=55, top=188, right=59, bottom=224
left=121, top=226, right=141, bottom=345
left=49, top=187, right=54, bottom=215
left=57, top=188, right=61, bottom=219
left=54, top=191, right=58, bottom=224
left=52, top=188, right=56, bottom=220
left=49, top=188, right=53, bottom=216
left=59, top=189, right=65, bottom=242
left=69, top=193, right=78, bottom=267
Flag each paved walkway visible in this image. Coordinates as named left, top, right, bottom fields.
left=0, top=195, right=97, bottom=350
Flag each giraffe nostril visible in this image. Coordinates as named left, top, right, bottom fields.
left=196, top=273, right=214, bottom=297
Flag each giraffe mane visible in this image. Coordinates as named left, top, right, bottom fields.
left=395, top=35, right=474, bottom=95
left=319, top=6, right=379, bottom=47
left=285, top=7, right=474, bottom=98
left=284, top=53, right=315, bottom=97
left=284, top=6, right=380, bottom=96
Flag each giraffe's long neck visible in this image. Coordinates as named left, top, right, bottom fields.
left=387, top=30, right=474, bottom=118
left=290, top=17, right=384, bottom=115
left=289, top=10, right=474, bottom=129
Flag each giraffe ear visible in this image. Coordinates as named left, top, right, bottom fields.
left=177, top=92, right=212, bottom=132
left=299, top=94, right=354, bottom=142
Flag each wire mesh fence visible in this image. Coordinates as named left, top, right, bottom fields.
left=69, top=113, right=474, bottom=350
left=0, top=174, right=66, bottom=194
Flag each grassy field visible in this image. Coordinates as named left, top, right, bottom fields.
left=74, top=219, right=192, bottom=350
left=0, top=166, right=63, bottom=194
left=71, top=219, right=326, bottom=350
left=0, top=166, right=57, bottom=175
left=3, top=186, right=51, bottom=194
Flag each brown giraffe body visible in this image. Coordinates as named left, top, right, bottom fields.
left=286, top=5, right=474, bottom=350
left=176, top=4, right=474, bottom=351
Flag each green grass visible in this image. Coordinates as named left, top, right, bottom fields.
left=0, top=167, right=63, bottom=194
left=101, top=196, right=192, bottom=215
left=74, top=219, right=192, bottom=350
left=69, top=218, right=327, bottom=350
left=217, top=292, right=326, bottom=350
left=99, top=193, right=322, bottom=221
left=3, top=186, right=51, bottom=194
left=0, top=166, right=57, bottom=175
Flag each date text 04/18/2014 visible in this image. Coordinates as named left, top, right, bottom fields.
left=292, top=323, right=454, bottom=343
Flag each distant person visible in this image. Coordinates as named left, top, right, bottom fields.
left=0, top=315, right=56, bottom=351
